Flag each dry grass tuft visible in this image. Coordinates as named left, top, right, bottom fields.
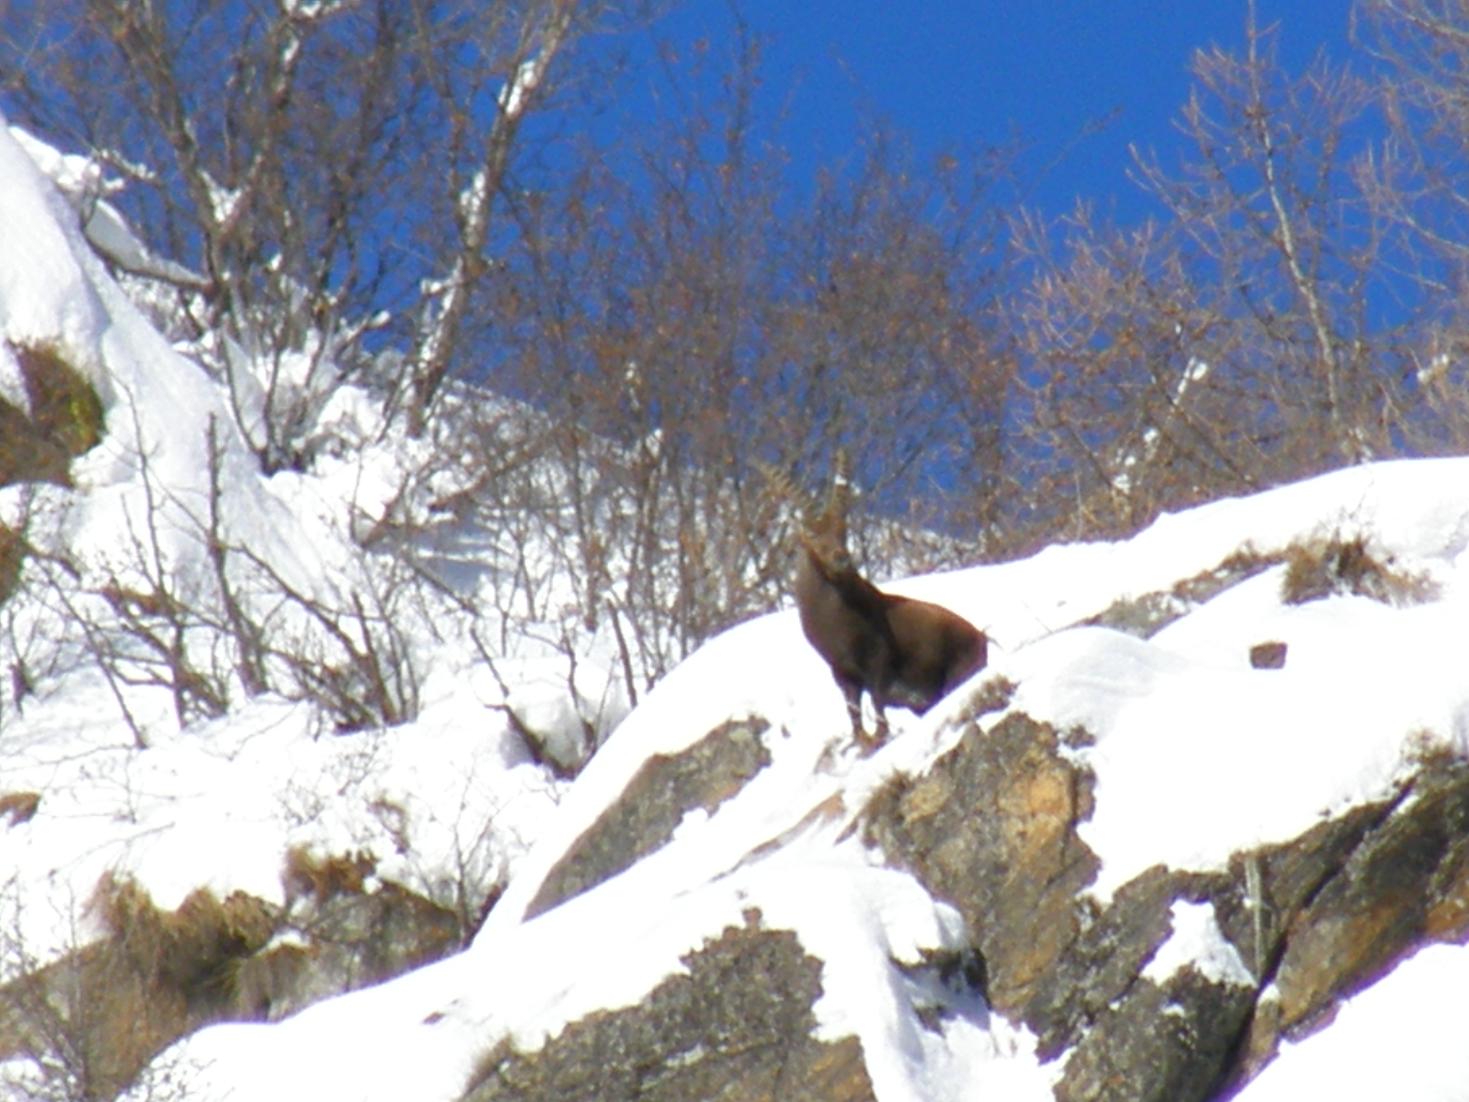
left=0, top=342, right=104, bottom=488
left=1280, top=531, right=1438, bottom=607
left=91, top=873, right=276, bottom=990
left=283, top=845, right=377, bottom=905
left=0, top=874, right=278, bottom=1099
left=0, top=790, right=39, bottom=827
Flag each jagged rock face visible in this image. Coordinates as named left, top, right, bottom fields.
left=1237, top=754, right=1469, bottom=1080
left=864, top=712, right=1469, bottom=1101
left=233, top=881, right=461, bottom=1022
left=462, top=920, right=873, bottom=1102
left=464, top=706, right=1469, bottom=1102
left=864, top=711, right=1101, bottom=1014
left=527, top=718, right=772, bottom=917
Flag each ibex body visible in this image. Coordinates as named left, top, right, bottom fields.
left=776, top=455, right=988, bottom=745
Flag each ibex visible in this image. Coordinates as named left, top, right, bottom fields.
left=767, top=455, right=988, bottom=747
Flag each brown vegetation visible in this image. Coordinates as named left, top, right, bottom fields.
left=0, top=874, right=275, bottom=1100
left=282, top=845, right=377, bottom=905
left=0, top=342, right=104, bottom=490
left=0, top=790, right=40, bottom=826
left=0, top=857, right=466, bottom=1097
left=1280, top=531, right=1437, bottom=607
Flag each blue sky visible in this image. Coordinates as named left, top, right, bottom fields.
left=610, top=1, right=1357, bottom=224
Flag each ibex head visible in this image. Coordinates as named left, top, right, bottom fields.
left=793, top=448, right=855, bottom=573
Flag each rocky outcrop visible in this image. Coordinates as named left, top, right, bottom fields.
left=233, top=877, right=461, bottom=1022
left=864, top=711, right=1469, bottom=1101
left=21, top=704, right=1462, bottom=1101
left=462, top=700, right=1469, bottom=1102
left=1235, top=752, right=1469, bottom=1083
left=526, top=718, right=771, bottom=917
left=461, top=917, right=873, bottom=1102
left=1085, top=549, right=1279, bottom=639
left=864, top=710, right=1100, bottom=1014
left=0, top=856, right=461, bottom=1098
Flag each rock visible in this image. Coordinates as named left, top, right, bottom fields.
left=1249, top=642, right=1287, bottom=669
left=526, top=718, right=771, bottom=917
left=860, top=707, right=1469, bottom=1101
left=863, top=711, right=1100, bottom=1014
left=0, top=790, right=39, bottom=826
left=1086, top=549, right=1279, bottom=639
left=1024, top=866, right=1217, bottom=1059
left=33, top=704, right=1459, bottom=1102
left=1235, top=753, right=1469, bottom=1083
left=861, top=713, right=1270, bottom=1100
left=1055, top=963, right=1254, bottom=1102
left=233, top=880, right=461, bottom=1022
left=461, top=916, right=873, bottom=1102
left=0, top=862, right=462, bottom=1097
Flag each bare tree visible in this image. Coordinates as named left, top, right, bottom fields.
left=473, top=27, right=1017, bottom=692
left=1007, top=6, right=1391, bottom=543
left=1010, top=208, right=1250, bottom=540
left=0, top=0, right=654, bottom=468
left=1131, top=6, right=1383, bottom=466
left=1354, top=0, right=1469, bottom=452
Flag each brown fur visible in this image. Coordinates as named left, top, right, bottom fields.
left=775, top=455, right=987, bottom=745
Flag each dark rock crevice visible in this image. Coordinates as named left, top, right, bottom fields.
left=1228, top=754, right=1469, bottom=1088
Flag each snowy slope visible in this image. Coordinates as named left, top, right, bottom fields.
left=138, top=457, right=1469, bottom=1102
left=0, top=118, right=586, bottom=978
left=4, top=110, right=1469, bottom=1101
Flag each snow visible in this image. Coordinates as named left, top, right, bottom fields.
left=1235, top=941, right=1469, bottom=1102
left=0, top=118, right=572, bottom=969
left=4, top=112, right=1469, bottom=1102
left=9, top=125, right=206, bottom=290
left=1141, top=900, right=1253, bottom=988
left=499, top=56, right=547, bottom=121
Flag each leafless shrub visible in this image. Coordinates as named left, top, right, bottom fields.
left=1353, top=0, right=1469, bottom=455
left=236, top=544, right=420, bottom=733
left=8, top=407, right=425, bottom=744
left=1011, top=210, right=1248, bottom=541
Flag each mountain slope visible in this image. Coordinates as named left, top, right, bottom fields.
left=2, top=111, right=1468, bottom=1101
left=139, top=458, right=1469, bottom=1102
